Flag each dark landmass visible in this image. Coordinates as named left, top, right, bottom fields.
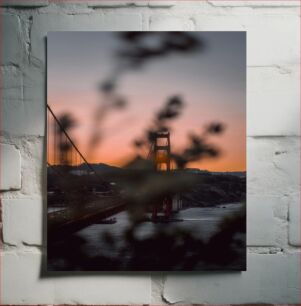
left=47, top=163, right=246, bottom=271
left=48, top=163, right=246, bottom=208
left=181, top=172, right=245, bottom=207
left=211, top=171, right=246, bottom=178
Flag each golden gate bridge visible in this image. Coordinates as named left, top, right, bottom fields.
left=47, top=105, right=182, bottom=238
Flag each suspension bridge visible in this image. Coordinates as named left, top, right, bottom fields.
left=47, top=105, right=182, bottom=239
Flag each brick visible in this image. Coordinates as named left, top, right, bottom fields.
left=288, top=193, right=300, bottom=246
left=248, top=66, right=300, bottom=136
left=1, top=251, right=151, bottom=304
left=149, top=15, right=194, bottom=31
left=247, top=195, right=277, bottom=246
left=2, top=252, right=54, bottom=304
left=86, top=0, right=139, bottom=7
left=2, top=65, right=45, bottom=136
left=1, top=66, right=22, bottom=101
left=85, top=0, right=174, bottom=7
left=45, top=0, right=150, bottom=7
left=273, top=139, right=300, bottom=183
left=148, top=1, right=175, bottom=7
left=194, top=10, right=300, bottom=67
left=31, top=13, right=142, bottom=65
left=1, top=66, right=23, bottom=135
left=0, top=0, right=49, bottom=6
left=207, top=0, right=300, bottom=7
left=247, top=195, right=288, bottom=247
left=163, top=253, right=300, bottom=304
left=19, top=137, right=44, bottom=196
left=22, top=65, right=46, bottom=136
left=246, top=13, right=299, bottom=67
left=2, top=198, right=43, bottom=246
left=53, top=274, right=150, bottom=304
left=247, top=137, right=300, bottom=197
left=86, top=0, right=148, bottom=7
left=2, top=13, right=25, bottom=65
left=0, top=143, right=21, bottom=191
left=151, top=275, right=164, bottom=303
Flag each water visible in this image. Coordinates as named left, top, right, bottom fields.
left=76, top=202, right=244, bottom=259
left=48, top=207, right=66, bottom=213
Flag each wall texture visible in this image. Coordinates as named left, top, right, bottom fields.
left=0, top=0, right=300, bottom=304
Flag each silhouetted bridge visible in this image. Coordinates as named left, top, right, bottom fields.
left=48, top=195, right=125, bottom=239
left=47, top=105, right=182, bottom=239
left=47, top=104, right=126, bottom=238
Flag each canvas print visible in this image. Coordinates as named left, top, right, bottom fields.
left=47, top=31, right=246, bottom=271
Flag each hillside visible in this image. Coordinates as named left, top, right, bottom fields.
left=48, top=163, right=246, bottom=207
left=180, top=172, right=246, bottom=207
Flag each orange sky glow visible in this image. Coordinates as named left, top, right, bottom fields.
left=47, top=32, right=246, bottom=172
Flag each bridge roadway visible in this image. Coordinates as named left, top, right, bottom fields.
left=48, top=195, right=125, bottom=240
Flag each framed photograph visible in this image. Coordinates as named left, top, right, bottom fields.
left=47, top=31, right=246, bottom=271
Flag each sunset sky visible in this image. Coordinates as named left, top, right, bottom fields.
left=47, top=31, right=246, bottom=172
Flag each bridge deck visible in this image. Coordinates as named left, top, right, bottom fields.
left=48, top=195, right=125, bottom=239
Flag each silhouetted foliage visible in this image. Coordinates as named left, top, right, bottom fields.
left=48, top=202, right=246, bottom=271
left=118, top=32, right=203, bottom=69
left=206, top=122, right=225, bottom=134
left=172, top=132, right=221, bottom=169
left=55, top=113, right=77, bottom=166
left=88, top=32, right=204, bottom=154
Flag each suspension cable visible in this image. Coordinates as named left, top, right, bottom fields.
left=47, top=104, right=105, bottom=184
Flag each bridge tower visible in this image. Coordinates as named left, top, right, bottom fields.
left=152, top=131, right=173, bottom=220
left=153, top=131, right=171, bottom=171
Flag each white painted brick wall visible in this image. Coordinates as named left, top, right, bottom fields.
left=289, top=193, right=301, bottom=246
left=2, top=198, right=43, bottom=246
left=31, top=13, right=143, bottom=65
left=247, top=195, right=281, bottom=246
left=163, top=253, right=300, bottom=304
left=2, top=251, right=151, bottom=304
left=2, top=13, right=25, bottom=65
left=207, top=0, right=300, bottom=7
left=248, top=137, right=299, bottom=196
left=0, top=0, right=49, bottom=6
left=0, top=143, right=21, bottom=191
left=248, top=66, right=300, bottom=136
left=0, top=0, right=300, bottom=304
left=149, top=15, right=195, bottom=30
